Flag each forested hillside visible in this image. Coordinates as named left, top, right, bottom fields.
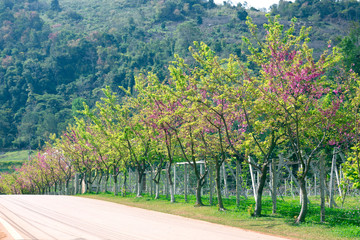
left=0, top=0, right=359, bottom=150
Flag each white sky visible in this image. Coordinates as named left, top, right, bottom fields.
left=214, top=0, right=280, bottom=10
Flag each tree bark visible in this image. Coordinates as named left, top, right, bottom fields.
left=96, top=173, right=102, bottom=194
left=155, top=182, right=160, bottom=199
left=195, top=178, right=204, bottom=206
left=329, top=149, right=336, bottom=208
left=136, top=160, right=146, bottom=197
left=137, top=170, right=143, bottom=197
left=296, top=178, right=308, bottom=223
left=74, top=173, right=79, bottom=195
left=249, top=162, right=257, bottom=201
left=113, top=174, right=118, bottom=196
left=122, top=171, right=127, bottom=196
left=215, top=162, right=225, bottom=211
left=209, top=165, right=213, bottom=205
left=320, top=156, right=326, bottom=222
left=65, top=179, right=70, bottom=195
left=254, top=165, right=268, bottom=217
left=236, top=158, right=240, bottom=207
left=104, top=173, right=109, bottom=193
left=166, top=163, right=175, bottom=203
left=222, top=163, right=229, bottom=198
left=271, top=158, right=277, bottom=214
left=184, top=164, right=188, bottom=202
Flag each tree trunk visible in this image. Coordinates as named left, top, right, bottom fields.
left=113, top=175, right=118, bottom=196
left=296, top=178, right=308, bottom=223
left=271, top=159, right=277, bottom=214
left=320, top=156, right=326, bottom=222
left=86, top=171, right=93, bottom=193
left=195, top=178, right=204, bottom=206
left=137, top=171, right=143, bottom=197
left=83, top=174, right=88, bottom=193
left=65, top=179, right=70, bottom=195
left=169, top=182, right=175, bottom=203
left=184, top=164, right=188, bottom=202
left=122, top=171, right=127, bottom=197
left=166, top=164, right=175, bottom=203
left=254, top=165, right=268, bottom=217
left=155, top=182, right=160, bottom=199
left=96, top=172, right=102, bottom=194
left=215, top=163, right=225, bottom=211
left=74, top=174, right=78, bottom=194
left=104, top=173, right=109, bottom=193
left=209, top=165, right=213, bottom=205
left=328, top=148, right=338, bottom=208
left=249, top=162, right=257, bottom=201
left=236, top=158, right=240, bottom=207
left=174, top=165, right=177, bottom=196
left=222, top=163, right=229, bottom=198
left=150, top=166, right=154, bottom=196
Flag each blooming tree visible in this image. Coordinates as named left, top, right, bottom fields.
left=245, top=15, right=342, bottom=222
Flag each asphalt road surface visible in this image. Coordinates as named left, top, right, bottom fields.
left=0, top=195, right=288, bottom=240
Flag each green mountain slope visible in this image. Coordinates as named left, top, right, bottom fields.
left=0, top=0, right=358, bottom=150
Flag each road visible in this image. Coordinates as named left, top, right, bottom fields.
left=0, top=195, right=288, bottom=240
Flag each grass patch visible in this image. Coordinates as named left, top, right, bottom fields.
left=81, top=193, right=360, bottom=240
left=0, top=151, right=30, bottom=172
left=0, top=150, right=30, bottom=162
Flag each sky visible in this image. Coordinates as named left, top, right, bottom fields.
left=214, top=0, right=280, bottom=10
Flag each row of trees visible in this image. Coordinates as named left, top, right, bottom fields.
left=1, top=16, right=360, bottom=224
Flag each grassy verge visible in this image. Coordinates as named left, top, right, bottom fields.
left=81, top=193, right=360, bottom=240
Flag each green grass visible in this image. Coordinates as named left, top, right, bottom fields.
left=81, top=193, right=360, bottom=240
left=0, top=150, right=30, bottom=162
left=0, top=151, right=30, bottom=172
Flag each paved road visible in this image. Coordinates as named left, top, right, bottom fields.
left=0, top=195, right=288, bottom=240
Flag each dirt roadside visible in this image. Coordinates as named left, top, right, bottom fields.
left=0, top=223, right=12, bottom=240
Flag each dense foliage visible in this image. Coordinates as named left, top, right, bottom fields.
left=271, top=0, right=360, bottom=21
left=0, top=0, right=357, bottom=150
